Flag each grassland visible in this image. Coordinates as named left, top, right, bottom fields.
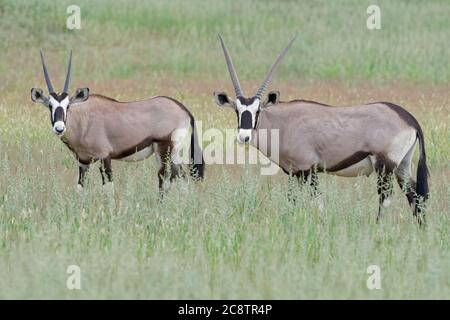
left=0, top=0, right=449, bottom=299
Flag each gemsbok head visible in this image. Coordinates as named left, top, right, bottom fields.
left=31, top=50, right=204, bottom=192
left=31, top=50, right=89, bottom=136
left=213, top=36, right=429, bottom=225
left=214, top=34, right=296, bottom=144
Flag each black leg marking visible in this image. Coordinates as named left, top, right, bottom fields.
left=78, top=163, right=89, bottom=188
left=295, top=169, right=320, bottom=197
left=100, top=158, right=113, bottom=184
left=295, top=170, right=310, bottom=184
left=99, top=166, right=105, bottom=185
left=374, top=155, right=397, bottom=222
left=398, top=177, right=426, bottom=226
left=396, top=177, right=416, bottom=209
left=156, top=142, right=179, bottom=194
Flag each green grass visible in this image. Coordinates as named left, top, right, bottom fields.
left=1, top=0, right=450, bottom=88
left=0, top=0, right=449, bottom=299
left=0, top=151, right=448, bottom=299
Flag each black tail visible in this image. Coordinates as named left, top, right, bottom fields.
left=189, top=118, right=205, bottom=180
left=416, top=129, right=429, bottom=199
left=415, top=128, right=429, bottom=216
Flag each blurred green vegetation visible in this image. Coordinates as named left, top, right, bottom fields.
left=0, top=0, right=449, bottom=89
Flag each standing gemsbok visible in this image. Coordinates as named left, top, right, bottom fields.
left=31, top=50, right=204, bottom=191
left=213, top=35, right=429, bottom=224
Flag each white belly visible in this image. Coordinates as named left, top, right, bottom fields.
left=118, top=145, right=154, bottom=162
left=330, top=156, right=374, bottom=177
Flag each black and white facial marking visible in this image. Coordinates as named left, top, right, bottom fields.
left=213, top=91, right=281, bottom=144
left=236, top=96, right=260, bottom=144
left=48, top=92, right=69, bottom=135
left=215, top=34, right=295, bottom=144
left=30, top=50, right=89, bottom=137
left=31, top=87, right=89, bottom=136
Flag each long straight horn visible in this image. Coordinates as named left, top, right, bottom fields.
left=254, top=35, right=297, bottom=100
left=218, top=34, right=244, bottom=98
left=39, top=49, right=55, bottom=94
left=63, top=50, right=72, bottom=94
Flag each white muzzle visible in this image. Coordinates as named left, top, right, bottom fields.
left=237, top=129, right=252, bottom=144
left=53, top=121, right=66, bottom=135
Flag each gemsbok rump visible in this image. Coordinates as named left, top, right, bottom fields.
left=213, top=35, right=429, bottom=224
left=31, top=50, right=204, bottom=191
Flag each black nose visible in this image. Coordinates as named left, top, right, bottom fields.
left=244, top=136, right=249, bottom=142
left=55, top=127, right=64, bottom=133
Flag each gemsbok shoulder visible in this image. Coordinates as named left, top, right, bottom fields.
left=31, top=50, right=204, bottom=191
left=213, top=35, right=429, bottom=224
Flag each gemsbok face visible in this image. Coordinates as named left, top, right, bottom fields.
left=31, top=50, right=89, bottom=136
left=214, top=34, right=295, bottom=144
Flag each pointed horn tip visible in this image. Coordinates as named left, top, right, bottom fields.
left=63, top=50, right=73, bottom=93
left=218, top=34, right=226, bottom=46
left=285, top=35, right=297, bottom=49
left=253, top=35, right=297, bottom=98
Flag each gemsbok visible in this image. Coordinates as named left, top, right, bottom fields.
left=213, top=35, right=429, bottom=224
left=31, top=50, right=204, bottom=191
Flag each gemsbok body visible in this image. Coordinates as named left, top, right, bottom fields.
left=213, top=35, right=429, bottom=224
left=31, top=51, right=204, bottom=191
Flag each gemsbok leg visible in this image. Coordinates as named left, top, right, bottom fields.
left=99, top=158, right=113, bottom=186
left=295, top=169, right=320, bottom=197
left=394, top=142, right=426, bottom=225
left=77, top=162, right=90, bottom=190
left=155, top=142, right=183, bottom=193
left=375, top=166, right=394, bottom=222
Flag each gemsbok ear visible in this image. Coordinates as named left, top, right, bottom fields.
left=31, top=88, right=48, bottom=106
left=213, top=91, right=235, bottom=108
left=70, top=88, right=89, bottom=104
left=262, top=90, right=280, bottom=108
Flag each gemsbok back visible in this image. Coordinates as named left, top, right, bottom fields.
left=213, top=35, right=429, bottom=225
left=31, top=50, right=204, bottom=192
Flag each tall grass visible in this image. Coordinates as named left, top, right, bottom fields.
left=0, top=0, right=448, bottom=299
left=0, top=145, right=448, bottom=299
